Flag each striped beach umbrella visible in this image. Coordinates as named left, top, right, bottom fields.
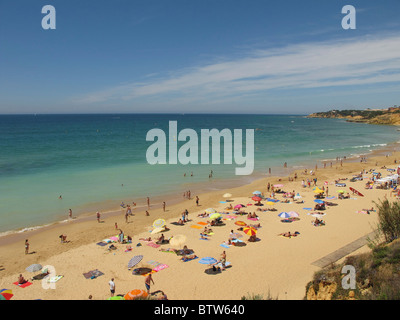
left=124, top=289, right=148, bottom=300
left=152, top=219, right=166, bottom=229
left=243, top=226, right=257, bottom=236
left=278, top=212, right=291, bottom=219
left=26, top=264, right=42, bottom=273
left=198, top=257, right=217, bottom=265
left=0, top=289, right=13, bottom=300
left=128, top=255, right=143, bottom=269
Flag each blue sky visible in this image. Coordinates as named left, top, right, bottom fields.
left=0, top=0, right=400, bottom=114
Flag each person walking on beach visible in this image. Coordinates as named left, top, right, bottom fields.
left=196, top=196, right=199, bottom=206
left=109, top=278, right=115, bottom=297
left=220, top=250, right=227, bottom=270
left=145, top=273, right=154, bottom=293
left=25, top=239, right=29, bottom=255
left=163, top=201, right=166, bottom=212
left=68, top=209, right=72, bottom=219
left=96, top=211, right=101, bottom=223
left=147, top=197, right=150, bottom=208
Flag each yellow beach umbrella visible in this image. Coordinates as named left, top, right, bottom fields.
left=152, top=218, right=166, bottom=229
left=313, top=187, right=324, bottom=193
left=243, top=226, right=257, bottom=236
left=209, top=213, right=222, bottom=220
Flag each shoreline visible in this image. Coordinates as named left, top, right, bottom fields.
left=1, top=139, right=398, bottom=243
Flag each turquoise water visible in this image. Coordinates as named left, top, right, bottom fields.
left=0, top=114, right=399, bottom=233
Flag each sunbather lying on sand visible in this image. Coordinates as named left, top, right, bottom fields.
left=279, top=231, right=300, bottom=238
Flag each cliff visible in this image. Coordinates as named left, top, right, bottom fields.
left=308, top=107, right=400, bottom=125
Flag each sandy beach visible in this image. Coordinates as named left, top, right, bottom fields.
left=1, top=149, right=399, bottom=300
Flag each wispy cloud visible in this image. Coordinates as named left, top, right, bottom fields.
left=74, top=33, right=400, bottom=107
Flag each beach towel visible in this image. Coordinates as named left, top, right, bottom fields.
left=147, top=242, right=160, bottom=248
left=190, top=225, right=203, bottom=229
left=46, top=275, right=63, bottom=283
left=153, top=264, right=169, bottom=272
left=303, top=208, right=312, bottom=210
left=197, top=221, right=208, bottom=225
left=83, top=270, right=104, bottom=279
left=247, top=217, right=258, bottom=221
left=219, top=201, right=227, bottom=203
left=199, top=237, right=209, bottom=240
left=220, top=243, right=230, bottom=248
left=96, top=241, right=108, bottom=246
left=13, top=281, right=33, bottom=288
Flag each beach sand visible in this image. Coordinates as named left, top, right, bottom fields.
left=1, top=150, right=399, bottom=300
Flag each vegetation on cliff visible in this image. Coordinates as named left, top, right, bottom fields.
left=305, top=199, right=400, bottom=300
left=308, top=107, right=400, bottom=125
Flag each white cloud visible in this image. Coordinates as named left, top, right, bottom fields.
left=74, top=34, right=400, bottom=107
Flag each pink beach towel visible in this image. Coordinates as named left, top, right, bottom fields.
left=153, top=264, right=169, bottom=272
left=147, top=242, right=160, bottom=248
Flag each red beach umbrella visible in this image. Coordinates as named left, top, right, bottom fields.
left=243, top=227, right=257, bottom=236
left=251, top=196, right=262, bottom=202
left=0, top=289, right=13, bottom=300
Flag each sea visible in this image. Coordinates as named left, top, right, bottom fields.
left=1, top=113, right=399, bottom=235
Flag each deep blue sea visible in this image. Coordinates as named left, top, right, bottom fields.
left=1, top=113, right=399, bottom=234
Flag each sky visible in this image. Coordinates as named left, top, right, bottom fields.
left=0, top=0, right=400, bottom=114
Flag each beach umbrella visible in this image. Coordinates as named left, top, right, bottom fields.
left=288, top=211, right=299, bottom=218
left=278, top=212, right=291, bottom=219
left=251, top=196, right=262, bottom=202
left=243, top=226, right=257, bottom=236
left=313, top=187, right=324, bottom=193
left=169, top=234, right=187, bottom=248
left=235, top=221, right=247, bottom=226
left=198, top=257, right=217, bottom=265
left=209, top=213, right=222, bottom=220
left=252, top=191, right=262, bottom=195
left=151, top=227, right=164, bottom=234
left=337, top=190, right=345, bottom=194
left=26, top=264, right=42, bottom=273
left=124, top=289, right=148, bottom=300
left=205, top=208, right=217, bottom=214
left=314, top=199, right=324, bottom=204
left=128, top=255, right=143, bottom=269
left=152, top=218, right=166, bottom=229
left=107, top=295, right=125, bottom=300
left=0, top=289, right=13, bottom=300
left=223, top=193, right=232, bottom=198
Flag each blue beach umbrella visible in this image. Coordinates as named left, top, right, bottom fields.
left=252, top=191, right=262, bottom=195
left=198, top=257, right=217, bottom=265
left=278, top=212, right=291, bottom=219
